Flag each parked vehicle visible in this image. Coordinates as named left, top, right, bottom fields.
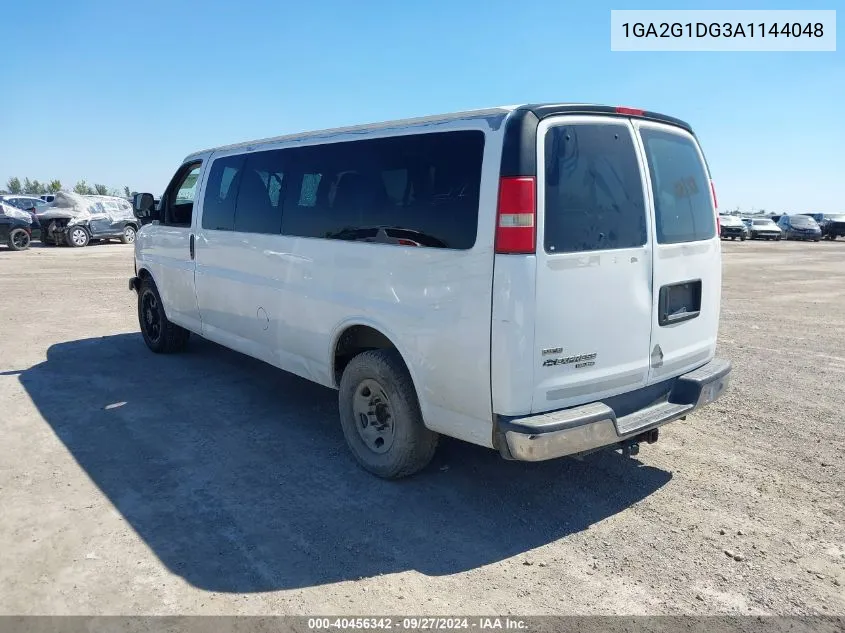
left=129, top=103, right=731, bottom=479
left=38, top=192, right=140, bottom=247
left=0, top=202, right=34, bottom=250
left=0, top=194, right=47, bottom=233
left=747, top=218, right=782, bottom=241
left=777, top=214, right=822, bottom=241
left=719, top=214, right=748, bottom=240
left=806, top=213, right=845, bottom=240
left=0, top=195, right=44, bottom=240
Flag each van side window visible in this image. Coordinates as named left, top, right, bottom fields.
left=233, top=150, right=286, bottom=234
left=543, top=124, right=647, bottom=254
left=281, top=131, right=484, bottom=249
left=164, top=163, right=202, bottom=227
left=640, top=128, right=715, bottom=244
left=298, top=174, right=322, bottom=207
left=201, top=155, right=245, bottom=231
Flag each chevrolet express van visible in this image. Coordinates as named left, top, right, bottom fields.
left=130, top=104, right=731, bottom=479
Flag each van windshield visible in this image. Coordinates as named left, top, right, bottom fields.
left=791, top=215, right=816, bottom=227
left=640, top=128, right=716, bottom=244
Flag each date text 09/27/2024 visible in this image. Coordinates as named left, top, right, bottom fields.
left=307, top=617, right=527, bottom=630
left=621, top=22, right=824, bottom=39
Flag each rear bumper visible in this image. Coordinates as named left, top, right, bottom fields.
left=495, top=357, right=731, bottom=462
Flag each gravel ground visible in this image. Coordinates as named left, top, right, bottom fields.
left=0, top=239, right=842, bottom=616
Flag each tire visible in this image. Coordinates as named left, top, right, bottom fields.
left=120, top=224, right=137, bottom=244
left=66, top=226, right=90, bottom=247
left=731, top=236, right=736, bottom=241
left=137, top=277, right=190, bottom=353
left=740, top=236, right=746, bottom=242
left=8, top=228, right=31, bottom=251
left=338, top=349, right=438, bottom=479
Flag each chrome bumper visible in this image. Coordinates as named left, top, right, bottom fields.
left=496, top=357, right=731, bottom=462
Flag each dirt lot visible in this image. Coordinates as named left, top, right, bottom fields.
left=0, top=239, right=842, bottom=616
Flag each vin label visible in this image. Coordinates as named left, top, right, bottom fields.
left=611, top=10, right=836, bottom=51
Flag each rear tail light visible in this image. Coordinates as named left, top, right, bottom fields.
left=495, top=177, right=536, bottom=254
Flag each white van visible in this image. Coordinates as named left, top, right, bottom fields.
left=130, top=103, right=731, bottom=479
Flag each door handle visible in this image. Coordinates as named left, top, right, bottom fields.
left=189, top=233, right=195, bottom=260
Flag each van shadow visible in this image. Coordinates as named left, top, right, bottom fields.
left=17, top=334, right=672, bottom=593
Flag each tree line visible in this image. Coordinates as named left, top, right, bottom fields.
left=5, top=177, right=133, bottom=199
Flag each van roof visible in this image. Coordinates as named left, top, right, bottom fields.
left=186, top=103, right=693, bottom=162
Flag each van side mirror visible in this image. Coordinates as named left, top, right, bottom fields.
left=133, top=193, right=158, bottom=222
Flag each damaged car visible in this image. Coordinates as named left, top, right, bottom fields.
left=38, top=192, right=140, bottom=247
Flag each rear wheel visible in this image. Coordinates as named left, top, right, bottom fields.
left=740, top=236, right=746, bottom=241
left=138, top=278, right=190, bottom=353
left=66, top=226, right=89, bottom=247
left=120, top=225, right=137, bottom=244
left=8, top=228, right=30, bottom=251
left=338, top=349, right=438, bottom=479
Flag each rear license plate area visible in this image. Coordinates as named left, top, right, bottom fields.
left=658, top=280, right=702, bottom=326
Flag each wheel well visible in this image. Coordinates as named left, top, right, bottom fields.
left=137, top=268, right=152, bottom=282
left=333, top=325, right=397, bottom=385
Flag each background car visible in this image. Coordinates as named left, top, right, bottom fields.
left=777, top=215, right=822, bottom=241
left=804, top=213, right=845, bottom=240
left=746, top=218, right=782, bottom=241
left=719, top=214, right=748, bottom=241
left=38, top=192, right=139, bottom=247
left=0, top=195, right=44, bottom=240
left=0, top=202, right=34, bottom=250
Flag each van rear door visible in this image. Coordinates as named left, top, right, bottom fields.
left=531, top=115, right=654, bottom=413
left=634, top=121, right=720, bottom=384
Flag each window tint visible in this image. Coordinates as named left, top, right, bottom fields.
left=543, top=124, right=647, bottom=253
left=640, top=128, right=715, bottom=244
left=233, top=150, right=286, bottom=234
left=281, top=131, right=484, bottom=249
left=202, top=155, right=245, bottom=231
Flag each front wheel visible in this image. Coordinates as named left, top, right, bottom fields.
left=740, top=236, right=746, bottom=241
left=338, top=349, right=438, bottom=479
left=138, top=278, right=190, bottom=353
left=8, top=228, right=31, bottom=251
left=66, top=226, right=89, bottom=247
left=120, top=225, right=137, bottom=244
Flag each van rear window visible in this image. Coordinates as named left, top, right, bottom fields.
left=543, top=123, right=647, bottom=254
left=640, top=129, right=715, bottom=244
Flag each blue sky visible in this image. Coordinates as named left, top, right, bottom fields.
left=1, top=0, right=841, bottom=213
